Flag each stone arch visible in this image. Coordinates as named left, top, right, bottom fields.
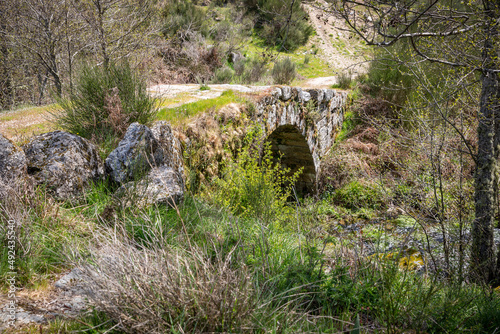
left=266, top=124, right=316, bottom=196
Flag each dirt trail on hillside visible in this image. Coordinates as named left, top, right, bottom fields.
left=303, top=0, right=369, bottom=77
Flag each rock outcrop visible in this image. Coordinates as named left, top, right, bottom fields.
left=0, top=133, right=27, bottom=183
left=23, top=131, right=104, bottom=199
left=117, top=166, right=184, bottom=208
left=105, top=123, right=164, bottom=184
left=151, top=121, right=184, bottom=183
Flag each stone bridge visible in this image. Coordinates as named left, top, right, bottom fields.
left=254, top=86, right=347, bottom=194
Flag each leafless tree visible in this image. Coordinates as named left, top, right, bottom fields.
left=72, top=0, right=160, bottom=68
left=5, top=0, right=72, bottom=98
left=324, top=0, right=500, bottom=283
left=0, top=5, right=13, bottom=109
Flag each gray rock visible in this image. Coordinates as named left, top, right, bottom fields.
left=151, top=121, right=184, bottom=183
left=281, top=86, right=292, bottom=101
left=0, top=306, right=46, bottom=326
left=228, top=52, right=244, bottom=64
left=0, top=133, right=27, bottom=182
left=344, top=223, right=361, bottom=232
left=15, top=310, right=46, bottom=325
left=117, top=166, right=184, bottom=208
left=272, top=87, right=282, bottom=99
left=23, top=131, right=104, bottom=199
left=307, top=89, right=324, bottom=103
left=299, top=90, right=311, bottom=103
left=323, top=89, right=334, bottom=102
left=105, top=123, right=164, bottom=184
left=292, top=87, right=303, bottom=101
left=66, top=296, right=86, bottom=312
left=55, top=268, right=84, bottom=290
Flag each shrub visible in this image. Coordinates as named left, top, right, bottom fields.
left=337, top=69, right=352, bottom=89
left=331, top=180, right=385, bottom=210
left=244, top=0, right=313, bottom=51
left=243, top=57, right=267, bottom=83
left=54, top=62, right=157, bottom=146
left=272, top=57, right=296, bottom=85
left=363, top=45, right=414, bottom=107
left=228, top=56, right=268, bottom=84
left=161, top=0, right=208, bottom=39
left=0, top=180, right=68, bottom=288
left=70, top=226, right=256, bottom=334
left=211, top=131, right=300, bottom=223
left=211, top=66, right=234, bottom=83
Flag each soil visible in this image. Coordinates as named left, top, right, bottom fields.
left=303, top=0, right=370, bottom=77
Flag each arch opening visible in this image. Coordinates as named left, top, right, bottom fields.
left=266, top=125, right=316, bottom=196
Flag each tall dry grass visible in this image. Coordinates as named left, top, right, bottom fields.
left=68, top=224, right=257, bottom=333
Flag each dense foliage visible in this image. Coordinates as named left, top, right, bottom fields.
left=244, top=0, right=313, bottom=51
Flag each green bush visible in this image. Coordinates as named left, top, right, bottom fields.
left=161, top=0, right=208, bottom=39
left=243, top=57, right=267, bottom=83
left=54, top=62, right=157, bottom=146
left=244, top=0, right=313, bottom=51
left=331, top=180, right=384, bottom=210
left=1, top=185, right=70, bottom=288
left=211, top=131, right=300, bottom=223
left=228, top=56, right=268, bottom=84
left=212, top=66, right=234, bottom=83
left=337, top=69, right=352, bottom=89
left=363, top=45, right=414, bottom=107
left=272, top=57, right=296, bottom=85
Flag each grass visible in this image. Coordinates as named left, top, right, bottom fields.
left=6, top=309, right=116, bottom=333
left=156, top=90, right=247, bottom=124
left=334, top=110, right=358, bottom=142
left=1, top=30, right=499, bottom=332
left=3, top=150, right=500, bottom=333
left=244, top=35, right=331, bottom=80
left=0, top=104, right=60, bottom=143
left=0, top=185, right=94, bottom=291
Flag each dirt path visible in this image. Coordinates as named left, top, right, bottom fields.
left=148, top=83, right=272, bottom=107
left=303, top=0, right=370, bottom=77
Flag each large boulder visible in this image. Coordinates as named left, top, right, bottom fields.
left=0, top=133, right=31, bottom=200
left=150, top=121, right=184, bottom=183
left=116, top=166, right=184, bottom=208
left=0, top=133, right=27, bottom=183
left=105, top=123, right=164, bottom=184
left=23, top=131, right=104, bottom=199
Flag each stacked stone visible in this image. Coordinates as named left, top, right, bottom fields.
left=255, top=86, right=347, bottom=194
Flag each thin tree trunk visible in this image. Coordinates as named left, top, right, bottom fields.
left=0, top=18, right=12, bottom=109
left=95, top=0, right=109, bottom=68
left=0, top=45, right=12, bottom=109
left=471, top=0, right=500, bottom=283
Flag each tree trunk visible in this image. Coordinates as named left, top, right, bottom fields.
left=0, top=45, right=12, bottom=109
left=0, top=17, right=12, bottom=109
left=471, top=0, right=500, bottom=283
left=95, top=0, right=109, bottom=68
